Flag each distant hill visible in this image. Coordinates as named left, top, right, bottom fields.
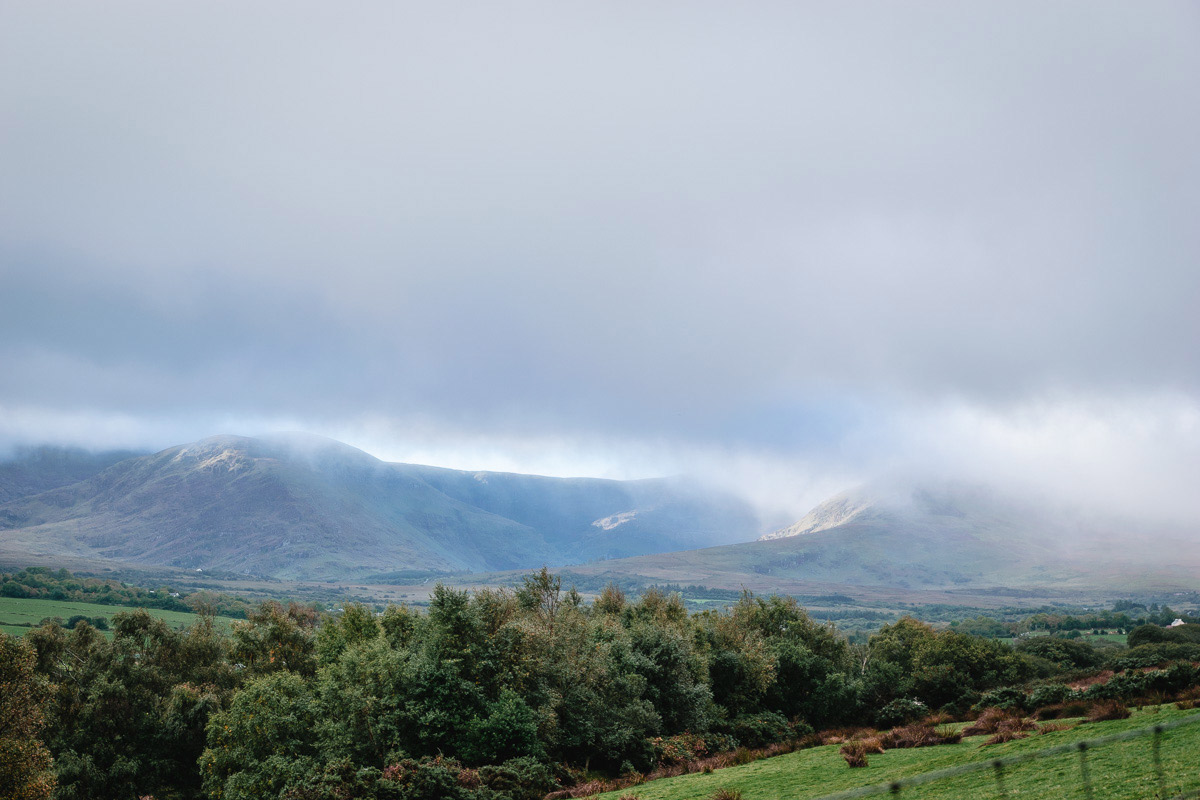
left=0, top=434, right=762, bottom=580
left=552, top=481, right=1200, bottom=596
left=0, top=446, right=145, bottom=505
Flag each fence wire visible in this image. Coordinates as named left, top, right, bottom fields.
left=809, top=711, right=1200, bottom=800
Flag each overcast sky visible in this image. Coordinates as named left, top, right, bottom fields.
left=2, top=2, right=1198, bottom=523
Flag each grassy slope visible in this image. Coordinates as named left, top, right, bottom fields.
left=0, top=596, right=233, bottom=633
left=597, top=707, right=1200, bottom=800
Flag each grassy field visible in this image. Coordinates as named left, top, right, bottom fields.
left=0, top=596, right=233, bottom=635
left=597, top=706, right=1200, bottom=800
left=1002, top=632, right=1128, bottom=647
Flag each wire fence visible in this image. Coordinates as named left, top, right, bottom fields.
left=809, top=711, right=1200, bottom=800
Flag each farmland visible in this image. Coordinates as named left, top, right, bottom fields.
left=0, top=595, right=234, bottom=634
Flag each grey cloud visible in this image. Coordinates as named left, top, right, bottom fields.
left=1, top=2, right=1198, bottom=512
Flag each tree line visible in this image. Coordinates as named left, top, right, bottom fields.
left=3, top=568, right=1199, bottom=800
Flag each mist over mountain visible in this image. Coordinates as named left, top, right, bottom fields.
left=557, top=480, right=1200, bottom=595
left=0, top=433, right=762, bottom=579
left=0, top=445, right=145, bottom=505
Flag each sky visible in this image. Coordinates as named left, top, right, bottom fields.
left=1, top=2, right=1198, bottom=524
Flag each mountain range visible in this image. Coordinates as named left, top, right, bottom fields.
left=1, top=435, right=1194, bottom=595
left=0, top=434, right=762, bottom=579
left=553, top=482, right=1199, bottom=595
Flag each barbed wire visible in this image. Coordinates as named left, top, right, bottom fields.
left=808, top=711, right=1200, bottom=800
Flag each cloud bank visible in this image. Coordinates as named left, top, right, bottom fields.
left=1, top=2, right=1197, bottom=523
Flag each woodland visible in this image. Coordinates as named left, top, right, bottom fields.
left=4, top=569, right=1200, bottom=800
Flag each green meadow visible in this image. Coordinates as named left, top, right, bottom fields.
left=596, top=706, right=1200, bottom=800
left=0, top=596, right=234, bottom=635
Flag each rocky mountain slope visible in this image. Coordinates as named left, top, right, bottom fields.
left=0, top=434, right=761, bottom=579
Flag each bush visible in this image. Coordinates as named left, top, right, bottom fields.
left=1085, top=701, right=1131, bottom=722
left=379, top=757, right=470, bottom=800
left=1083, top=672, right=1145, bottom=701
left=975, top=687, right=1028, bottom=712
left=839, top=739, right=882, bottom=768
left=477, top=757, right=557, bottom=800
left=963, top=709, right=1035, bottom=737
left=1113, top=643, right=1200, bottom=671
left=650, top=733, right=736, bottom=766
left=983, top=725, right=1030, bottom=746
left=875, top=698, right=928, bottom=729
left=727, top=712, right=793, bottom=749
left=880, top=723, right=960, bottom=749
left=1016, top=637, right=1104, bottom=670
left=1028, top=684, right=1073, bottom=709
left=1147, top=662, right=1197, bottom=695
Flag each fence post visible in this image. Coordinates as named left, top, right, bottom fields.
left=992, top=759, right=1008, bottom=798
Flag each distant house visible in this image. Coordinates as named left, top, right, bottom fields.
left=1168, top=618, right=1186, bottom=627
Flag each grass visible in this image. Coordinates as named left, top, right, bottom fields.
left=1087, top=632, right=1128, bottom=644
left=595, top=706, right=1200, bottom=800
left=0, top=596, right=233, bottom=636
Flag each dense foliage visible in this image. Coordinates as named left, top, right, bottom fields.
left=0, top=634, right=57, bottom=800
left=4, top=569, right=1199, bottom=800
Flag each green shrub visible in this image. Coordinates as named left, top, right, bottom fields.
left=1028, top=684, right=1073, bottom=709
left=650, top=733, right=737, bottom=765
left=1083, top=672, right=1146, bottom=701
left=875, top=698, right=928, bottom=729
left=1114, top=643, right=1200, bottom=670
left=727, top=711, right=793, bottom=749
left=477, top=757, right=557, bottom=800
left=975, top=687, right=1028, bottom=712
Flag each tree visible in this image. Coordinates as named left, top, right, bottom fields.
left=0, top=633, right=56, bottom=800
left=200, top=672, right=321, bottom=800
left=231, top=601, right=318, bottom=677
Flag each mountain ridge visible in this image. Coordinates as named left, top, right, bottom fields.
left=549, top=480, right=1199, bottom=594
left=0, top=433, right=763, bottom=579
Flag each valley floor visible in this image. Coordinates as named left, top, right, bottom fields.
left=0, top=596, right=235, bottom=635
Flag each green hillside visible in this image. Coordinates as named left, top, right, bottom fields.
left=596, top=707, right=1200, bottom=800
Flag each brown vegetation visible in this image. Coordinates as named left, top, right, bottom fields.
left=963, top=708, right=1037, bottom=737
left=881, top=723, right=961, bottom=749
left=709, top=790, right=745, bottom=800
left=983, top=725, right=1031, bottom=746
left=1034, top=701, right=1091, bottom=720
left=1085, top=700, right=1131, bottom=722
left=840, top=737, right=884, bottom=767
left=839, top=743, right=870, bottom=768
left=552, top=740, right=810, bottom=797
left=1175, top=687, right=1200, bottom=710
left=820, top=727, right=876, bottom=745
